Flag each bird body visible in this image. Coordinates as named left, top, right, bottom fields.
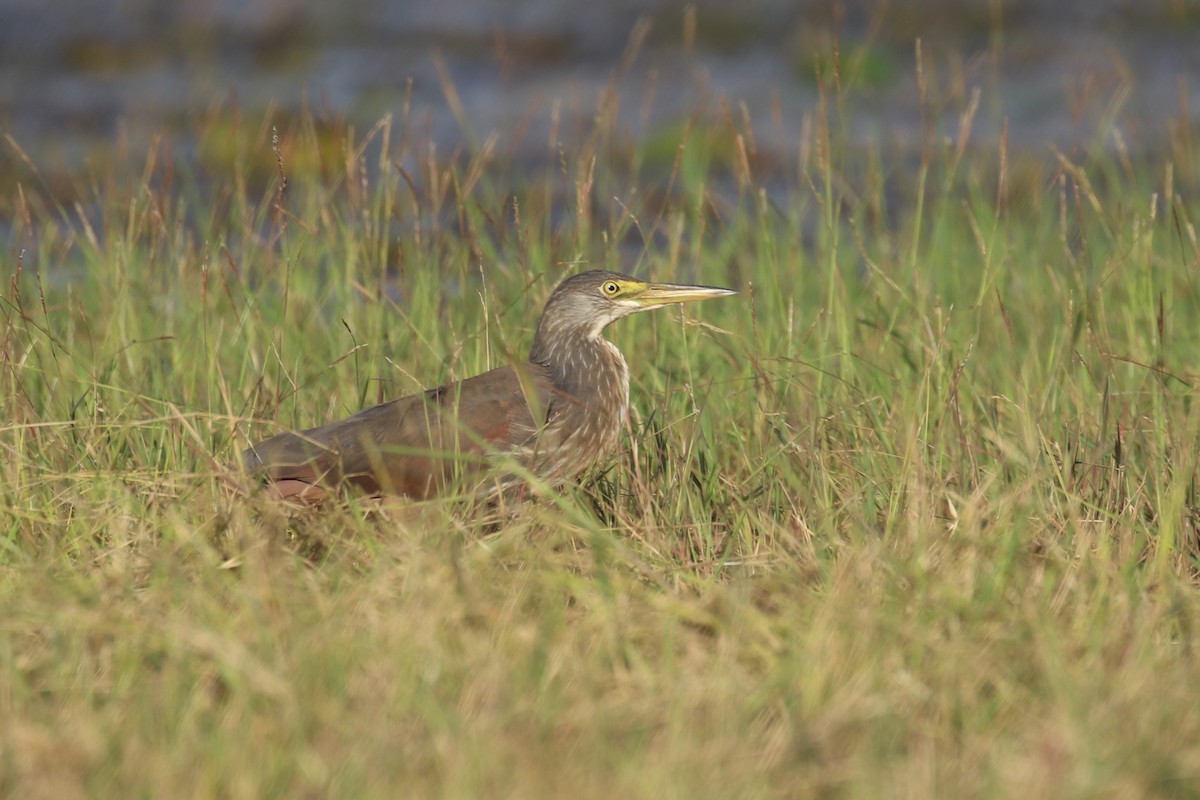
left=242, top=270, right=734, bottom=502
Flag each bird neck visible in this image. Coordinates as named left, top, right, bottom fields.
left=528, top=328, right=629, bottom=408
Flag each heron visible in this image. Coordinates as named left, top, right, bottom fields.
left=240, top=270, right=735, bottom=502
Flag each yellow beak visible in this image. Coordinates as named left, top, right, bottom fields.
left=629, top=281, right=737, bottom=309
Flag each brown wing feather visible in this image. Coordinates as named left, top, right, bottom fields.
left=242, top=362, right=558, bottom=499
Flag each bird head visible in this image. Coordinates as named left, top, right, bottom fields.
left=535, top=270, right=737, bottom=343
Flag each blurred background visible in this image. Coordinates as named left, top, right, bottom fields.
left=1, top=0, right=1197, bottom=182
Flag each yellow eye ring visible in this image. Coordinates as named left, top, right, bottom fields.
left=603, top=281, right=620, bottom=295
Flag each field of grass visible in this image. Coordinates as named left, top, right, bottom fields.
left=3, top=64, right=1200, bottom=798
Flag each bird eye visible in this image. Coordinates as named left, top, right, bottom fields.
left=602, top=281, right=620, bottom=295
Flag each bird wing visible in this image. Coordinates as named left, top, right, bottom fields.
left=242, top=362, right=559, bottom=499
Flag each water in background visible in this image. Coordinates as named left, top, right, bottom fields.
left=2, top=0, right=1197, bottom=175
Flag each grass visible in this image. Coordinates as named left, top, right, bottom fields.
left=3, top=52, right=1200, bottom=798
